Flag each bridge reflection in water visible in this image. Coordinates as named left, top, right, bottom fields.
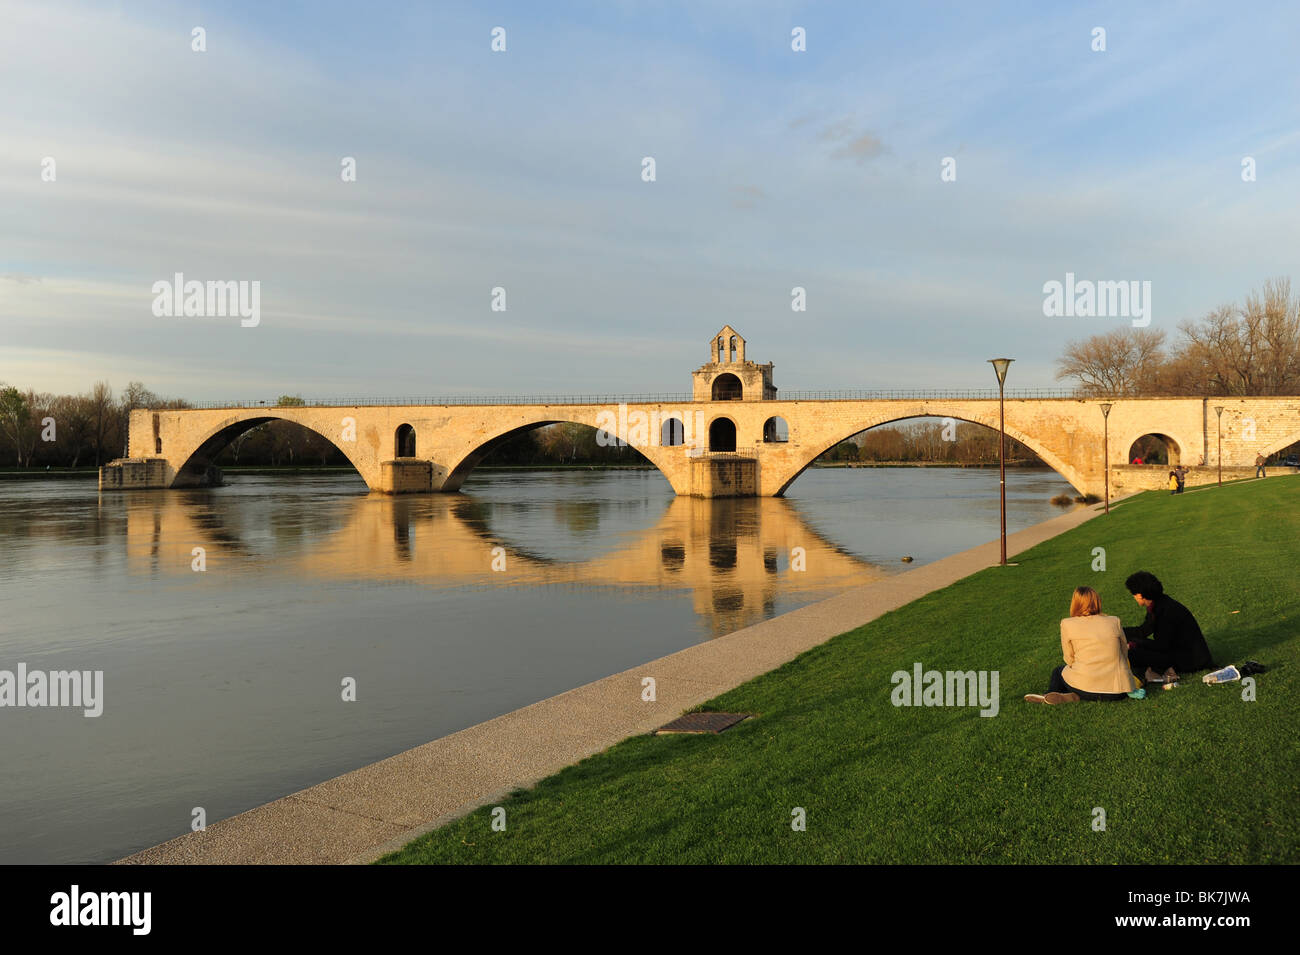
left=122, top=484, right=891, bottom=638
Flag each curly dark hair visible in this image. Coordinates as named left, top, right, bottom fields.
left=1125, top=571, right=1164, bottom=600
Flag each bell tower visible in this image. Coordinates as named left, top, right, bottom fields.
left=692, top=326, right=777, bottom=401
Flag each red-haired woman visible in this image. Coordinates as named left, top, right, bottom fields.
left=1025, top=586, right=1141, bottom=704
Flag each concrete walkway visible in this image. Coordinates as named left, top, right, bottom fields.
left=120, top=502, right=1105, bottom=865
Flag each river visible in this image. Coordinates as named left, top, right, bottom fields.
left=0, top=466, right=1079, bottom=863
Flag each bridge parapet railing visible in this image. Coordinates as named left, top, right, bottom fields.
left=176, top=389, right=1095, bottom=410
left=685, top=450, right=761, bottom=461
left=773, top=389, right=1084, bottom=401
left=182, top=394, right=695, bottom=409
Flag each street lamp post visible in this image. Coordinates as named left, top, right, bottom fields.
left=1100, top=402, right=1112, bottom=513
left=1214, top=405, right=1225, bottom=486
left=988, top=359, right=1014, bottom=566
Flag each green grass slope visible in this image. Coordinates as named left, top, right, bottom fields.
left=380, top=476, right=1299, bottom=864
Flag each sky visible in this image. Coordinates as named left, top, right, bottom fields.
left=3, top=0, right=1300, bottom=401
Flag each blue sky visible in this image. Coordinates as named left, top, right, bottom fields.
left=4, top=0, right=1300, bottom=399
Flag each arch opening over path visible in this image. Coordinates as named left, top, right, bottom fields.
left=1127, top=433, right=1180, bottom=466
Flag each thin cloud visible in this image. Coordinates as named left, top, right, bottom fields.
left=816, top=118, right=888, bottom=163
left=831, top=133, right=887, bottom=163
left=731, top=184, right=767, bottom=209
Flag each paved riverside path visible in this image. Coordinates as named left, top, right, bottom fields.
left=120, top=502, right=1105, bottom=865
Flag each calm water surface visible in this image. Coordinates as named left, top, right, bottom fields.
left=0, top=466, right=1078, bottom=863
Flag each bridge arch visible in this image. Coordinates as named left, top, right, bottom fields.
left=172, top=414, right=370, bottom=488
left=440, top=416, right=684, bottom=493
left=1260, top=427, right=1300, bottom=460
left=769, top=410, right=1089, bottom=497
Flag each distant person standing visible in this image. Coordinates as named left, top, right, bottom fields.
left=1174, top=465, right=1187, bottom=493
left=1168, top=470, right=1178, bottom=495
left=1256, top=453, right=1266, bottom=478
left=1123, top=571, right=1214, bottom=681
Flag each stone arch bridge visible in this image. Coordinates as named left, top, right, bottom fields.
left=104, top=393, right=1300, bottom=498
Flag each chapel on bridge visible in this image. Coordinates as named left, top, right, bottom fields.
left=691, top=326, right=777, bottom=401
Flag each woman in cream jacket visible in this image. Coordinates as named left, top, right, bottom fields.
left=1025, top=586, right=1141, bottom=704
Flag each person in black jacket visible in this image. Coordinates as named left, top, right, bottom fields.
left=1123, top=571, right=1215, bottom=680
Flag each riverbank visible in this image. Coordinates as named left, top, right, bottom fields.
left=378, top=474, right=1298, bottom=864
left=118, top=496, right=1108, bottom=864
left=813, top=460, right=1043, bottom=469
left=0, top=467, right=100, bottom=479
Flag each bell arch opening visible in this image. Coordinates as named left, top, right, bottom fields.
left=711, top=374, right=743, bottom=401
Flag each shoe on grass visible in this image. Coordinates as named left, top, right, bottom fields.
left=1163, top=667, right=1179, bottom=683
left=1044, top=692, right=1080, bottom=704
left=1023, top=693, right=1047, bottom=704
left=1144, top=667, right=1165, bottom=684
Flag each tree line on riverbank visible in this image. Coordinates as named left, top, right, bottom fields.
left=0, top=381, right=183, bottom=468
left=1055, top=277, right=1300, bottom=397
left=819, top=420, right=1038, bottom=465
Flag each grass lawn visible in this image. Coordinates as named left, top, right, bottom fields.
left=379, top=475, right=1300, bottom=864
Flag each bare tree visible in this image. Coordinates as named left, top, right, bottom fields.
left=860, top=427, right=907, bottom=461
left=1060, top=279, right=1300, bottom=397
left=20, top=390, right=54, bottom=467
left=1253, top=278, right=1300, bottom=393
left=1183, top=277, right=1300, bottom=395
left=0, top=385, right=32, bottom=467
left=88, top=381, right=114, bottom=465
left=120, top=381, right=159, bottom=411
left=1055, top=328, right=1167, bottom=396
left=51, top=394, right=94, bottom=467
left=117, top=381, right=160, bottom=456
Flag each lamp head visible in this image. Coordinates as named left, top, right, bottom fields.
left=1214, top=405, right=1224, bottom=417
left=988, top=358, right=1014, bottom=386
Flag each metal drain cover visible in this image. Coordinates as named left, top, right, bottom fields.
left=655, top=712, right=751, bottom=735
